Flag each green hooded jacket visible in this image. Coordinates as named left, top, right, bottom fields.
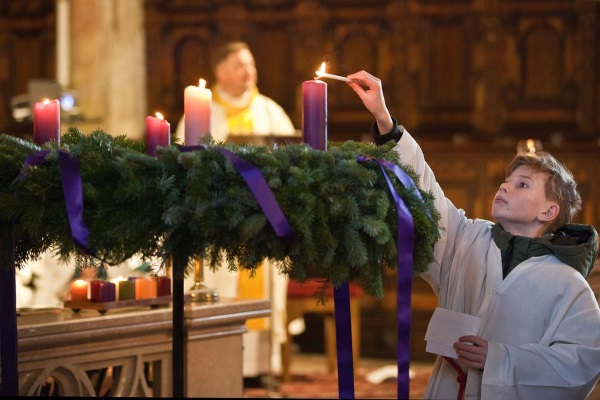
left=492, top=223, right=599, bottom=279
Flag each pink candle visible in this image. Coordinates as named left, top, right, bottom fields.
left=184, top=78, right=212, bottom=145
left=33, top=98, right=61, bottom=145
left=156, top=276, right=171, bottom=297
left=146, top=112, right=171, bottom=156
left=302, top=79, right=327, bottom=151
left=70, top=279, right=89, bottom=302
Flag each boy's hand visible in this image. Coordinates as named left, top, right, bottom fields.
left=346, top=70, right=394, bottom=134
left=454, top=335, right=488, bottom=370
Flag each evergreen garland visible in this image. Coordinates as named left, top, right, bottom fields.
left=0, top=128, right=441, bottom=298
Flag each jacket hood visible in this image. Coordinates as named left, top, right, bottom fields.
left=492, top=223, right=599, bottom=279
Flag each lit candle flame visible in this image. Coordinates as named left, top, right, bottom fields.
left=199, top=78, right=206, bottom=89
left=42, top=98, right=50, bottom=105
left=155, top=112, right=164, bottom=120
left=73, top=279, right=87, bottom=287
left=316, top=62, right=327, bottom=77
left=314, top=62, right=353, bottom=83
left=526, top=139, right=537, bottom=153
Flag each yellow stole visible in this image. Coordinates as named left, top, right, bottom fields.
left=212, top=86, right=259, bottom=135
left=214, top=85, right=266, bottom=329
left=238, top=261, right=267, bottom=330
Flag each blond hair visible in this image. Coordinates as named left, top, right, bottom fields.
left=211, top=41, right=251, bottom=71
left=506, top=152, right=581, bottom=233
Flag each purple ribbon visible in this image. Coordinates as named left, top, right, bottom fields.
left=21, top=150, right=95, bottom=256
left=0, top=267, right=18, bottom=396
left=334, top=282, right=355, bottom=399
left=357, top=156, right=417, bottom=400
left=180, top=145, right=294, bottom=247
left=2, top=149, right=93, bottom=395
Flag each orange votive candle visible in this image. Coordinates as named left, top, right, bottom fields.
left=70, top=279, right=89, bottom=302
left=135, top=277, right=156, bottom=299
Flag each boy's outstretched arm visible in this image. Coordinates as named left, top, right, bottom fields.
left=347, top=70, right=394, bottom=134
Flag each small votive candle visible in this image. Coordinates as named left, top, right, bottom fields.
left=70, top=279, right=89, bottom=302
left=90, top=280, right=104, bottom=302
left=118, top=280, right=134, bottom=301
left=135, top=277, right=157, bottom=299
left=111, top=276, right=134, bottom=301
left=156, top=276, right=172, bottom=297
left=99, top=281, right=116, bottom=302
left=128, top=277, right=138, bottom=298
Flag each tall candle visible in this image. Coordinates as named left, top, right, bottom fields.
left=146, top=112, right=171, bottom=156
left=184, top=78, right=212, bottom=145
left=302, top=79, right=327, bottom=150
left=70, top=279, right=89, bottom=302
left=33, top=98, right=61, bottom=145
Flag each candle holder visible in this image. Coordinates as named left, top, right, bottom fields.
left=188, top=257, right=219, bottom=302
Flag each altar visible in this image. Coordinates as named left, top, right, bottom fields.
left=16, top=298, right=270, bottom=397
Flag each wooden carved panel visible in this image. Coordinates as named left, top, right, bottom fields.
left=0, top=1, right=56, bottom=136
left=502, top=7, right=582, bottom=135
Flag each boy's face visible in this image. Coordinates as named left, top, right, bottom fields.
left=214, top=48, right=257, bottom=97
left=491, top=165, right=556, bottom=237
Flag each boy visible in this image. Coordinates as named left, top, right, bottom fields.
left=347, top=70, right=600, bottom=399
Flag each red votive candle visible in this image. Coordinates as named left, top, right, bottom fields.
left=156, top=276, right=171, bottom=297
left=90, top=280, right=103, bottom=302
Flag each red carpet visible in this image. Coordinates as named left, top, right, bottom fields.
left=244, top=363, right=431, bottom=399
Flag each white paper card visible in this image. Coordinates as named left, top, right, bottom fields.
left=424, top=307, right=482, bottom=358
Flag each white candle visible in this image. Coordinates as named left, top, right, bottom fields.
left=184, top=78, right=212, bottom=146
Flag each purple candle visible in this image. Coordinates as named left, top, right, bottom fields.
left=99, top=281, right=116, bottom=302
left=146, top=112, right=171, bottom=156
left=33, top=99, right=60, bottom=145
left=302, top=80, right=327, bottom=150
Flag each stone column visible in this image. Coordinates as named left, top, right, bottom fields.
left=70, top=0, right=146, bottom=140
